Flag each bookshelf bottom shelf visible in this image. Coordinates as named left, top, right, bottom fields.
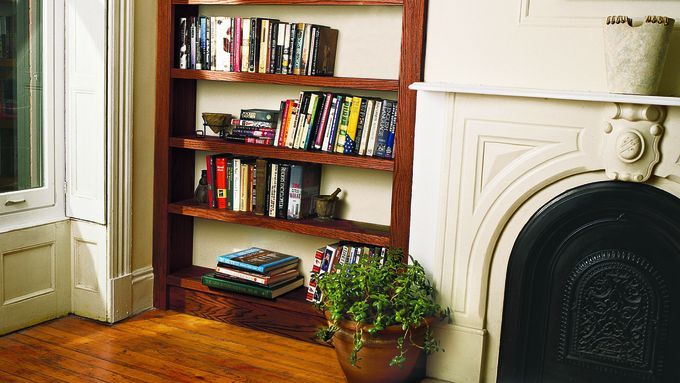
left=166, top=266, right=328, bottom=346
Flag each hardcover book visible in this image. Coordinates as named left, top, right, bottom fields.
left=254, top=158, right=268, bottom=215
left=287, top=164, right=321, bottom=220
left=276, top=164, right=291, bottom=219
left=217, top=247, right=299, bottom=274
left=202, top=272, right=303, bottom=300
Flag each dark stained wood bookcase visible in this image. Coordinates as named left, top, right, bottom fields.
left=153, top=0, right=427, bottom=344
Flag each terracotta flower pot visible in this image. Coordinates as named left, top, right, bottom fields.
left=329, top=317, right=431, bottom=383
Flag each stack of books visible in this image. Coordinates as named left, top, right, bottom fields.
left=306, top=242, right=388, bottom=303
left=227, top=108, right=280, bottom=145
left=177, top=16, right=338, bottom=77
left=273, top=93, right=397, bottom=158
left=202, top=247, right=304, bottom=300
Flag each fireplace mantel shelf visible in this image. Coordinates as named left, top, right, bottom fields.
left=410, top=82, right=680, bottom=107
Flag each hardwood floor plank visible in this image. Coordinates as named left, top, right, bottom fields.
left=0, top=310, right=348, bottom=383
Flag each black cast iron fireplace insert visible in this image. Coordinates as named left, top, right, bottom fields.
left=497, top=181, right=680, bottom=383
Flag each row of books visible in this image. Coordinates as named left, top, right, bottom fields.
left=225, top=94, right=398, bottom=159
left=306, top=242, right=388, bottom=303
left=202, top=247, right=304, bottom=299
left=178, top=16, right=338, bottom=77
left=226, top=108, right=281, bottom=145
left=205, top=155, right=321, bottom=220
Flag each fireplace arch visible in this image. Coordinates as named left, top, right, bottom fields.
left=497, top=181, right=680, bottom=382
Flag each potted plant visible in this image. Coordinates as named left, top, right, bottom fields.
left=313, top=248, right=450, bottom=383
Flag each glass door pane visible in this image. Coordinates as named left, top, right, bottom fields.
left=0, top=0, right=42, bottom=193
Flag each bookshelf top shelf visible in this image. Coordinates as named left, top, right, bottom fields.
left=172, top=0, right=403, bottom=5
left=171, top=69, right=399, bottom=92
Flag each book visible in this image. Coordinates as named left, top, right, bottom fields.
left=374, top=100, right=395, bottom=158
left=300, top=24, right=312, bottom=75
left=358, top=99, right=375, bottom=155
left=254, top=159, right=268, bottom=214
left=354, top=99, right=369, bottom=155
left=232, top=158, right=241, bottom=211
left=334, top=96, right=353, bottom=153
left=321, top=96, right=340, bottom=152
left=268, top=163, right=279, bottom=217
left=234, top=17, right=242, bottom=72
left=227, top=158, right=234, bottom=210
left=230, top=118, right=275, bottom=128
left=258, top=19, right=270, bottom=73
left=206, top=154, right=215, bottom=207
left=198, top=16, right=206, bottom=70
left=276, top=164, right=291, bottom=218
left=366, top=100, right=382, bottom=157
left=206, top=16, right=212, bottom=70
left=313, top=93, right=333, bottom=150
left=275, top=100, right=291, bottom=147
left=215, top=156, right=228, bottom=209
left=215, top=265, right=299, bottom=286
left=287, top=164, right=321, bottom=219
left=301, top=93, right=321, bottom=150
left=178, top=18, right=188, bottom=69
left=190, top=16, right=197, bottom=69
left=385, top=103, right=397, bottom=159
left=281, top=23, right=292, bottom=74
left=240, top=109, right=279, bottom=122
left=249, top=18, right=259, bottom=72
left=241, top=18, right=251, bottom=72
left=284, top=99, right=300, bottom=148
left=240, top=163, right=249, bottom=212
left=343, top=96, right=362, bottom=154
left=292, top=23, right=305, bottom=75
left=202, top=272, right=303, bottom=299
left=217, top=247, right=299, bottom=274
left=313, top=27, right=338, bottom=76
left=268, top=21, right=279, bottom=74
left=305, top=247, right=325, bottom=302
left=230, top=128, right=276, bottom=138
left=286, top=23, right=297, bottom=74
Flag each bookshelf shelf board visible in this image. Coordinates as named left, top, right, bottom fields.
left=170, top=136, right=395, bottom=171
left=172, top=0, right=403, bottom=5
left=167, top=265, right=327, bottom=344
left=169, top=199, right=392, bottom=246
left=171, top=69, right=399, bottom=91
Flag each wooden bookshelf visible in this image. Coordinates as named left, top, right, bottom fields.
left=172, top=69, right=399, bottom=91
left=171, top=136, right=395, bottom=171
left=154, top=0, right=426, bottom=344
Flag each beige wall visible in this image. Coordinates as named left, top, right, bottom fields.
left=131, top=0, right=156, bottom=273
left=425, top=0, right=680, bottom=95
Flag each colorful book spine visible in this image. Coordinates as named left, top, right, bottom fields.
left=276, top=164, right=291, bottom=218
left=206, top=17, right=212, bottom=70
left=354, top=99, right=369, bottom=155
left=374, top=100, right=394, bottom=158
left=343, top=97, right=362, bottom=154
left=198, top=16, right=206, bottom=70
left=334, top=97, right=353, bottom=153
left=292, top=23, right=305, bottom=75
left=232, top=158, right=241, bottom=211
left=240, top=163, right=249, bottom=212
left=321, top=96, right=340, bottom=152
left=358, top=100, right=375, bottom=156
left=234, top=17, right=242, bottom=72
left=268, top=163, right=279, bottom=217
left=314, top=93, right=333, bottom=150
left=202, top=273, right=303, bottom=300
left=366, top=100, right=383, bottom=157
left=206, top=154, right=214, bottom=208
left=306, top=247, right=325, bottom=302
left=385, top=103, right=398, bottom=159
left=241, top=18, right=251, bottom=72
left=231, top=128, right=276, bottom=138
left=230, top=119, right=275, bottom=128
left=227, top=159, right=234, bottom=210
left=190, top=17, right=196, bottom=69
left=215, top=156, right=227, bottom=209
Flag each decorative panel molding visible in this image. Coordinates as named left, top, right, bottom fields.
left=73, top=239, right=100, bottom=293
left=70, top=220, right=107, bottom=320
left=2, top=243, right=55, bottom=305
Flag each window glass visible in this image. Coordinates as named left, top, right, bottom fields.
left=0, top=0, right=42, bottom=193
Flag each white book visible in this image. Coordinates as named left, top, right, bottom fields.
left=358, top=99, right=375, bottom=156
left=241, top=18, right=251, bottom=72
left=232, top=158, right=241, bottom=211
left=366, top=100, right=383, bottom=157
left=258, top=20, right=269, bottom=73
left=277, top=23, right=286, bottom=73
left=268, top=164, right=279, bottom=217
left=281, top=23, right=291, bottom=74
left=215, top=17, right=227, bottom=71
left=225, top=17, right=233, bottom=72
left=210, top=17, right=217, bottom=71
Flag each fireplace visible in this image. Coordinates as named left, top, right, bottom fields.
left=407, top=84, right=680, bottom=383
left=498, top=181, right=680, bottom=382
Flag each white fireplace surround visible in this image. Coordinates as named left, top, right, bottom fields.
left=408, top=83, right=680, bottom=383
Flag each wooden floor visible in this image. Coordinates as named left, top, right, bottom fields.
left=0, top=310, right=347, bottom=383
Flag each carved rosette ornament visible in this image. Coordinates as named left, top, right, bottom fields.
left=603, top=103, right=665, bottom=182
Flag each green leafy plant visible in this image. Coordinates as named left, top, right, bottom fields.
left=313, top=248, right=450, bottom=367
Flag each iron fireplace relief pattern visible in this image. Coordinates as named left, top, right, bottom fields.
left=558, top=250, right=670, bottom=379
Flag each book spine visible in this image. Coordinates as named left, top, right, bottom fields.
left=241, top=18, right=251, bottom=72
left=226, top=17, right=233, bottom=72
left=343, top=97, right=362, bottom=154
left=206, top=17, right=212, bottom=70
left=230, top=128, right=276, bottom=138
left=326, top=95, right=344, bottom=152
left=179, top=18, right=188, bottom=69
left=293, top=23, right=304, bottom=75
left=310, top=26, right=320, bottom=76
left=215, top=157, right=227, bottom=209
left=366, top=100, right=382, bottom=157
left=281, top=23, right=291, bottom=75
left=190, top=17, right=196, bottom=69
left=210, top=17, right=217, bottom=71
left=358, top=100, right=374, bottom=156
left=275, top=23, right=286, bottom=74
left=293, top=93, right=310, bottom=149
left=230, top=119, right=275, bottom=128
left=321, top=96, right=339, bottom=152
left=206, top=154, right=214, bottom=208
left=234, top=17, right=241, bottom=72
left=254, top=159, right=268, bottom=215
left=287, top=165, right=302, bottom=219
left=334, top=97, right=353, bottom=153
left=314, top=93, right=333, bottom=150
left=215, top=266, right=269, bottom=285
left=301, top=24, right=312, bottom=76
left=202, top=274, right=272, bottom=299
left=385, top=102, right=398, bottom=159
left=268, top=21, right=278, bottom=74
left=227, top=159, right=234, bottom=210
left=198, top=17, right=206, bottom=70
left=306, top=247, right=325, bottom=302
left=258, top=20, right=269, bottom=73
left=286, top=23, right=296, bottom=75
left=240, top=109, right=279, bottom=122
left=240, top=164, right=248, bottom=212
left=301, top=93, right=320, bottom=150
left=274, top=101, right=288, bottom=147
left=249, top=18, right=258, bottom=73
left=268, top=163, right=279, bottom=218
left=354, top=99, right=369, bottom=155
left=284, top=99, right=300, bottom=148
left=374, top=101, right=393, bottom=158
left=233, top=158, right=241, bottom=211
left=250, top=164, right=256, bottom=211
left=276, top=164, right=290, bottom=219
